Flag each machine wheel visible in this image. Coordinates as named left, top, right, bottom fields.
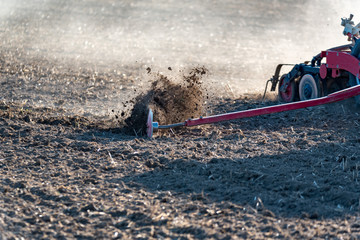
left=299, top=74, right=320, bottom=101
left=278, top=75, right=296, bottom=103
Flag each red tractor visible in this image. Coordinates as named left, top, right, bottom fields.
left=146, top=15, right=360, bottom=138
left=266, top=14, right=360, bottom=104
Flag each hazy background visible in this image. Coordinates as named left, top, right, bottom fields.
left=0, top=0, right=359, bottom=115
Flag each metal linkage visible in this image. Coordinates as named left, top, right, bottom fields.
left=147, top=84, right=360, bottom=138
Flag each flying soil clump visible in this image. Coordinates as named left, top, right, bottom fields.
left=125, top=66, right=208, bottom=136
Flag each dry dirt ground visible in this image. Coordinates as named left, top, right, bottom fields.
left=2, top=0, right=360, bottom=239
left=2, top=66, right=360, bottom=239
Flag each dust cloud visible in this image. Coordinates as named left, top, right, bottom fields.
left=0, top=0, right=359, bottom=116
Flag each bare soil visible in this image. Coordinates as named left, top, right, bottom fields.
left=1, top=1, right=360, bottom=239
left=1, top=62, right=360, bottom=238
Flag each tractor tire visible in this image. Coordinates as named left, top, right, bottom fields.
left=299, top=74, right=320, bottom=101
left=278, top=74, right=296, bottom=103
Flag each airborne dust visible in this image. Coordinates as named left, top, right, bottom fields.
left=3, top=1, right=360, bottom=239
left=124, top=66, right=208, bottom=135
left=1, top=0, right=360, bottom=122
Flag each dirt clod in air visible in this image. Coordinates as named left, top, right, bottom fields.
left=125, top=66, right=208, bottom=136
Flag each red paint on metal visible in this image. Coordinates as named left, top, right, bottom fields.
left=331, top=68, right=340, bottom=78
left=185, top=85, right=360, bottom=127
left=325, top=51, right=360, bottom=77
left=320, top=51, right=327, bottom=58
left=183, top=49, right=360, bottom=128
left=279, top=77, right=294, bottom=102
left=319, top=64, right=327, bottom=79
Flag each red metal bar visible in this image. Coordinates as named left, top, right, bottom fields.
left=185, top=85, right=360, bottom=127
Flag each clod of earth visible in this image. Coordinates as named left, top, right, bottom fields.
left=124, top=66, right=208, bottom=136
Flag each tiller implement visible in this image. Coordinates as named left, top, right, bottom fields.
left=146, top=14, right=360, bottom=138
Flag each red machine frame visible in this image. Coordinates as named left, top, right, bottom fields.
left=146, top=14, right=360, bottom=138
left=319, top=50, right=360, bottom=80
